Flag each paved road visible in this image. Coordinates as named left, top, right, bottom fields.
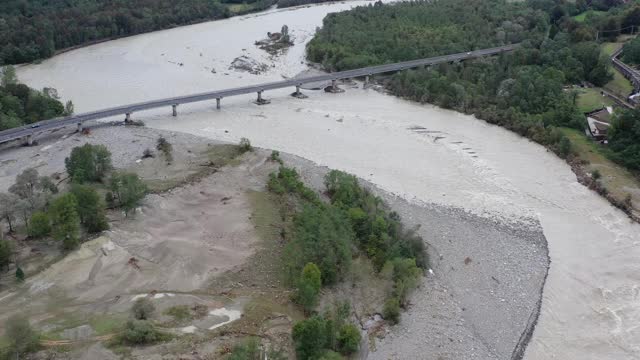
left=0, top=44, right=518, bottom=144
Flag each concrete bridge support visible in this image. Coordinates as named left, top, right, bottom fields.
left=216, top=98, right=221, bottom=110
left=172, top=104, right=178, bottom=117
left=125, top=113, right=131, bottom=123
left=325, top=79, right=344, bottom=93
left=255, top=91, right=270, bottom=105
left=25, top=134, right=33, bottom=146
left=77, top=122, right=83, bottom=132
left=291, top=84, right=307, bottom=99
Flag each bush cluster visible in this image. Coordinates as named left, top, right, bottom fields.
left=292, top=303, right=361, bottom=360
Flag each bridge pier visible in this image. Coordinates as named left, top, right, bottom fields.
left=325, top=79, right=344, bottom=93
left=25, top=134, right=33, bottom=146
left=125, top=113, right=131, bottom=123
left=216, top=98, right=221, bottom=110
left=255, top=91, right=270, bottom=105
left=77, top=122, right=83, bottom=132
left=172, top=104, right=178, bottom=117
left=291, top=84, right=307, bottom=99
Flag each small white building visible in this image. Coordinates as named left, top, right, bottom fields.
left=585, top=107, right=613, bottom=142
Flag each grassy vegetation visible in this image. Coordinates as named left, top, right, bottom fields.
left=605, top=70, right=635, bottom=97
left=576, top=88, right=616, bottom=113
left=572, top=10, right=606, bottom=22
left=560, top=127, right=639, bottom=208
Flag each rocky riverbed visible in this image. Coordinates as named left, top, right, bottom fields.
left=0, top=124, right=549, bottom=359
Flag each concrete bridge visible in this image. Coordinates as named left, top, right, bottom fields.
left=0, top=44, right=518, bottom=145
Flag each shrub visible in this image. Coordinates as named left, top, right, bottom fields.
left=557, top=136, right=572, bottom=158
left=270, top=150, right=282, bottom=164
left=383, top=297, right=400, bottom=324
left=227, top=337, right=260, bottom=360
left=319, top=351, right=343, bottom=360
left=391, top=258, right=422, bottom=306
left=156, top=136, right=173, bottom=163
left=239, top=137, right=252, bottom=153
left=297, top=262, right=322, bottom=312
left=5, top=314, right=40, bottom=358
left=292, top=316, right=328, bottom=360
left=592, top=169, right=602, bottom=180
left=65, top=143, right=112, bottom=183
left=121, top=320, right=167, bottom=344
left=132, top=298, right=155, bottom=320
left=28, top=211, right=51, bottom=238
left=164, top=305, right=191, bottom=322
left=70, top=184, right=109, bottom=233
left=142, top=148, right=154, bottom=158
left=337, top=323, right=361, bottom=355
left=49, top=193, right=81, bottom=250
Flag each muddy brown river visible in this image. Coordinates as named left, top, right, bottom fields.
left=16, top=2, right=640, bottom=359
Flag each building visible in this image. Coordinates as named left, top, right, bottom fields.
left=585, top=107, right=613, bottom=142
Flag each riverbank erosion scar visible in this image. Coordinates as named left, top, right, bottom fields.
left=283, top=153, right=550, bottom=360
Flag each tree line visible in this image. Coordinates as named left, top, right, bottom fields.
left=0, top=143, right=147, bottom=281
left=0, top=65, right=71, bottom=130
left=0, top=0, right=279, bottom=65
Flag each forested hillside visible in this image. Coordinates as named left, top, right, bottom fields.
left=307, top=0, right=548, bottom=71
left=307, top=0, right=640, bottom=161
left=0, top=66, right=69, bottom=130
left=0, top=0, right=275, bottom=65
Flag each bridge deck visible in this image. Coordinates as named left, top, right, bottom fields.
left=0, top=44, right=518, bottom=144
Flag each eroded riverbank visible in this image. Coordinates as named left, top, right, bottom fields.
left=12, top=1, right=640, bottom=358
left=0, top=125, right=548, bottom=359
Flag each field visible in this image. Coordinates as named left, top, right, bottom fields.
left=572, top=10, right=605, bottom=22
left=575, top=87, right=615, bottom=113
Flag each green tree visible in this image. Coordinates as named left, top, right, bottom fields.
left=0, top=238, right=11, bottom=270
left=9, top=168, right=54, bottom=211
left=292, top=316, right=328, bottom=360
left=64, top=100, right=74, bottom=116
left=297, top=262, right=322, bottom=312
left=1, top=65, right=17, bottom=87
left=28, top=211, right=51, bottom=238
left=65, top=144, right=113, bottom=183
left=0, top=192, right=19, bottom=232
left=383, top=297, right=400, bottom=324
left=132, top=298, right=155, bottom=320
left=5, top=314, right=40, bottom=358
left=15, top=266, right=25, bottom=282
left=70, top=184, right=109, bottom=233
left=49, top=193, right=81, bottom=250
left=337, top=323, right=361, bottom=355
left=109, top=172, right=147, bottom=216
left=608, top=108, right=640, bottom=170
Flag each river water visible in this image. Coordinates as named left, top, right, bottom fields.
left=17, top=2, right=640, bottom=359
